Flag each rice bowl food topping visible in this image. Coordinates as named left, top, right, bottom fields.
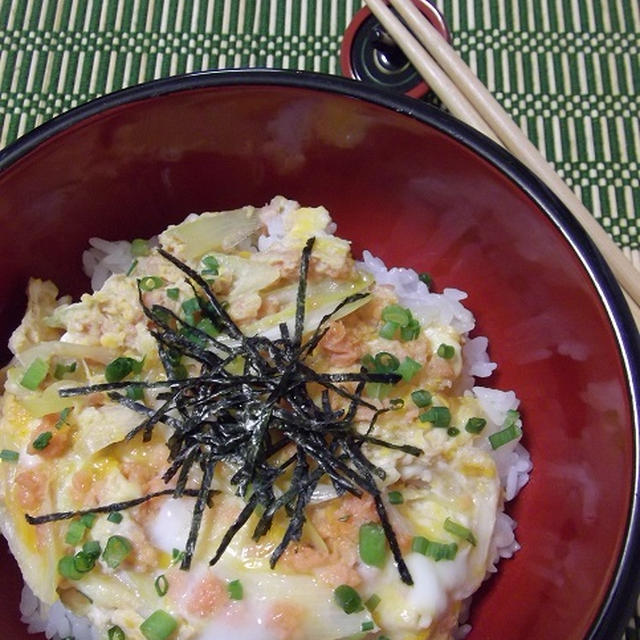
left=0, top=197, right=531, bottom=640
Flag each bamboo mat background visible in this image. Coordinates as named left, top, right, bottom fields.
left=0, top=0, right=639, bottom=638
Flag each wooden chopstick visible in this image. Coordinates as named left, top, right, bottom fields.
left=364, top=0, right=640, bottom=324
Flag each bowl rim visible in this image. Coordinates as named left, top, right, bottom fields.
left=0, top=67, right=639, bottom=640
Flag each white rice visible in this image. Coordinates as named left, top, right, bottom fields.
left=19, top=204, right=531, bottom=639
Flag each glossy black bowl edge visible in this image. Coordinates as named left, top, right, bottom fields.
left=0, top=68, right=639, bottom=640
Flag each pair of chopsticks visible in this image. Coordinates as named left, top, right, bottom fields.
left=364, top=0, right=640, bottom=327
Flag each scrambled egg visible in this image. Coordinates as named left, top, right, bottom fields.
left=0, top=197, right=524, bottom=640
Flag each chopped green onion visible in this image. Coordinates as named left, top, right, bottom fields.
left=0, top=449, right=19, bottom=462
left=444, top=518, right=477, bottom=546
left=155, top=574, right=169, bottom=596
left=419, top=406, right=451, bottom=428
left=411, top=536, right=458, bottom=561
left=227, top=579, right=243, bottom=600
left=503, top=409, right=521, bottom=428
left=54, top=361, right=77, bottom=379
left=361, top=353, right=376, bottom=370
left=388, top=491, right=404, bottom=505
left=166, top=287, right=180, bottom=300
left=32, top=431, right=52, bottom=450
left=102, top=535, right=133, bottom=568
left=389, top=397, right=404, bottom=409
left=361, top=621, right=375, bottom=632
left=373, top=351, right=400, bottom=373
left=139, top=276, right=166, bottom=291
left=201, top=255, right=220, bottom=276
left=20, top=358, right=48, bottom=390
left=54, top=407, right=73, bottom=429
left=447, top=427, right=460, bottom=437
left=381, top=304, right=411, bottom=326
left=358, top=522, right=387, bottom=568
left=400, top=318, right=421, bottom=342
left=364, top=593, right=381, bottom=611
left=80, top=513, right=97, bottom=529
left=379, top=321, right=398, bottom=340
left=65, top=520, right=87, bottom=546
left=171, top=548, right=185, bottom=564
left=418, top=272, right=432, bottom=287
left=181, top=297, right=201, bottom=324
left=73, top=550, right=97, bottom=573
left=489, top=423, right=522, bottom=449
left=131, top=238, right=150, bottom=257
left=437, top=343, right=455, bottom=359
left=126, top=385, right=144, bottom=401
left=108, top=626, right=126, bottom=640
left=333, top=584, right=364, bottom=614
left=140, top=610, right=177, bottom=640
left=82, top=540, right=101, bottom=559
left=365, top=382, right=392, bottom=400
left=126, top=259, right=138, bottom=277
left=464, top=417, right=487, bottom=434
left=196, top=317, right=219, bottom=337
left=57, top=554, right=83, bottom=580
left=411, top=389, right=432, bottom=408
left=397, top=356, right=421, bottom=382
left=105, top=356, right=143, bottom=382
left=107, top=512, right=123, bottom=524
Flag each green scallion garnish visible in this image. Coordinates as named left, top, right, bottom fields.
left=131, top=238, right=150, bottom=257
left=489, top=423, right=522, bottom=449
left=365, top=593, right=381, bottom=611
left=140, top=610, right=177, bottom=640
left=419, top=406, right=451, bottom=428
left=464, top=417, right=487, bottom=434
left=105, top=356, right=144, bottom=383
left=400, top=318, right=421, bottom=341
left=54, top=407, right=73, bottom=429
left=388, top=490, right=404, bottom=505
left=126, top=259, right=139, bottom=277
left=411, top=536, right=458, bottom=561
left=57, top=554, right=83, bottom=580
left=32, top=431, right=52, bottom=450
left=201, top=255, right=220, bottom=276
left=437, top=343, right=455, bottom=359
left=447, top=427, right=460, bottom=437
left=374, top=351, right=400, bottom=373
left=444, top=517, right=477, bottom=546
left=358, top=522, right=387, bottom=568
left=139, top=276, right=166, bottom=291
left=82, top=539, right=101, bottom=559
left=411, top=389, right=432, bottom=408
left=126, top=385, right=144, bottom=401
left=20, top=358, right=48, bottom=390
left=361, top=620, right=375, bottom=632
left=418, top=272, right=432, bottom=287
left=379, top=321, right=398, bottom=340
left=108, top=625, right=126, bottom=640
left=102, top=535, right=133, bottom=568
left=166, top=287, right=180, bottom=300
left=54, top=361, right=77, bottom=379
left=107, top=512, right=123, bottom=524
left=0, top=449, right=19, bottom=462
left=80, top=512, right=97, bottom=528
left=65, top=519, right=87, bottom=546
left=333, top=584, right=364, bottom=614
left=73, top=550, right=97, bottom=573
left=397, top=356, right=421, bottom=382
left=227, top=579, right=243, bottom=600
left=381, top=304, right=411, bottom=326
left=154, top=574, right=169, bottom=596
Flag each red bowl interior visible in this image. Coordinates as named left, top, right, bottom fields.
left=0, top=73, right=637, bottom=640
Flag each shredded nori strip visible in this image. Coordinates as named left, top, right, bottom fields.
left=27, top=237, right=421, bottom=585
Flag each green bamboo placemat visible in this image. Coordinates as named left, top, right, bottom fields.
left=0, top=0, right=639, bottom=638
